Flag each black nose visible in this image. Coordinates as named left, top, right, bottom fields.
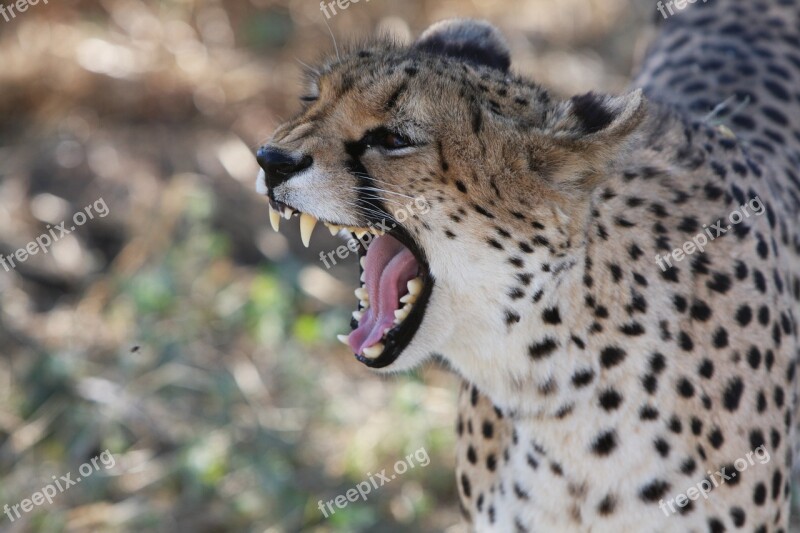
left=256, top=147, right=313, bottom=189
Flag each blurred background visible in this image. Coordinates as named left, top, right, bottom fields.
left=0, top=0, right=794, bottom=532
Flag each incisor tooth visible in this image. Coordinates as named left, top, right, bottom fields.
left=283, top=207, right=295, bottom=220
left=360, top=256, right=367, bottom=268
left=399, top=293, right=417, bottom=304
left=327, top=224, right=341, bottom=236
left=353, top=310, right=364, bottom=321
left=394, top=307, right=410, bottom=321
left=354, top=229, right=368, bottom=239
left=300, top=213, right=317, bottom=247
left=269, top=206, right=281, bottom=232
left=337, top=334, right=350, bottom=346
left=354, top=287, right=369, bottom=301
left=407, top=278, right=423, bottom=296
left=362, top=343, right=384, bottom=358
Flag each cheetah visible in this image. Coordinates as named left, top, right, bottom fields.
left=255, top=2, right=800, bottom=531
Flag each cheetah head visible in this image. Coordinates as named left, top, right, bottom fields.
left=256, top=19, right=647, bottom=388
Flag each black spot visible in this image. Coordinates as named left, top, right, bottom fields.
left=487, top=238, right=504, bottom=250
left=712, top=327, right=729, bottom=348
left=600, top=347, right=626, bottom=368
left=640, top=405, right=659, bottom=420
left=677, top=378, right=695, bottom=398
left=736, top=305, right=753, bottom=326
left=598, top=389, right=623, bottom=411
left=642, top=373, right=658, bottom=394
left=750, top=429, right=766, bottom=450
left=473, top=204, right=495, bottom=219
left=542, top=307, right=561, bottom=324
left=505, top=310, right=521, bottom=325
left=467, top=445, right=477, bottom=464
left=708, top=427, right=724, bottom=449
left=508, top=287, right=525, bottom=300
left=690, top=300, right=712, bottom=321
left=722, top=378, right=745, bottom=411
left=620, top=322, right=645, bottom=336
left=707, top=273, right=732, bottom=294
left=591, top=430, right=618, bottom=456
left=654, top=438, right=670, bottom=458
left=650, top=352, right=667, bottom=374
left=698, top=359, right=715, bottom=379
left=771, top=471, right=782, bottom=500
left=572, top=369, right=595, bottom=387
left=639, top=479, right=671, bottom=502
left=678, top=331, right=694, bottom=351
left=528, top=338, right=558, bottom=360
left=729, top=507, right=746, bottom=527
left=753, top=483, right=767, bottom=505
left=708, top=518, right=726, bottom=533
left=460, top=473, right=472, bottom=498
left=597, top=494, right=616, bottom=515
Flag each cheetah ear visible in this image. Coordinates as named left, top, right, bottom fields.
left=414, top=19, right=511, bottom=72
left=554, top=90, right=647, bottom=143
left=535, top=90, right=648, bottom=188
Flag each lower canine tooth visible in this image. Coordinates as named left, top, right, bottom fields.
left=269, top=206, right=281, bottom=232
left=362, top=343, right=384, bottom=358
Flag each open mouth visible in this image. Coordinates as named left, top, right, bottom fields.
left=266, top=200, right=433, bottom=369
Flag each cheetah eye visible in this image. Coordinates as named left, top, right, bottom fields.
left=377, top=131, right=412, bottom=150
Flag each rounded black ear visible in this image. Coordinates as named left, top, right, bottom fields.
left=414, top=19, right=511, bottom=72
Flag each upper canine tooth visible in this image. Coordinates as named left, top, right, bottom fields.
left=362, top=343, right=384, bottom=359
left=269, top=206, right=281, bottom=232
left=300, top=213, right=318, bottom=247
left=407, top=277, right=423, bottom=296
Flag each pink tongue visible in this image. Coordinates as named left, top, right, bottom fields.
left=349, top=235, right=418, bottom=356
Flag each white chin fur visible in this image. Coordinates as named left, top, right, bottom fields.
left=255, top=169, right=268, bottom=196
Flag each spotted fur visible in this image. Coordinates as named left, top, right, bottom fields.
left=261, top=4, right=800, bottom=531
